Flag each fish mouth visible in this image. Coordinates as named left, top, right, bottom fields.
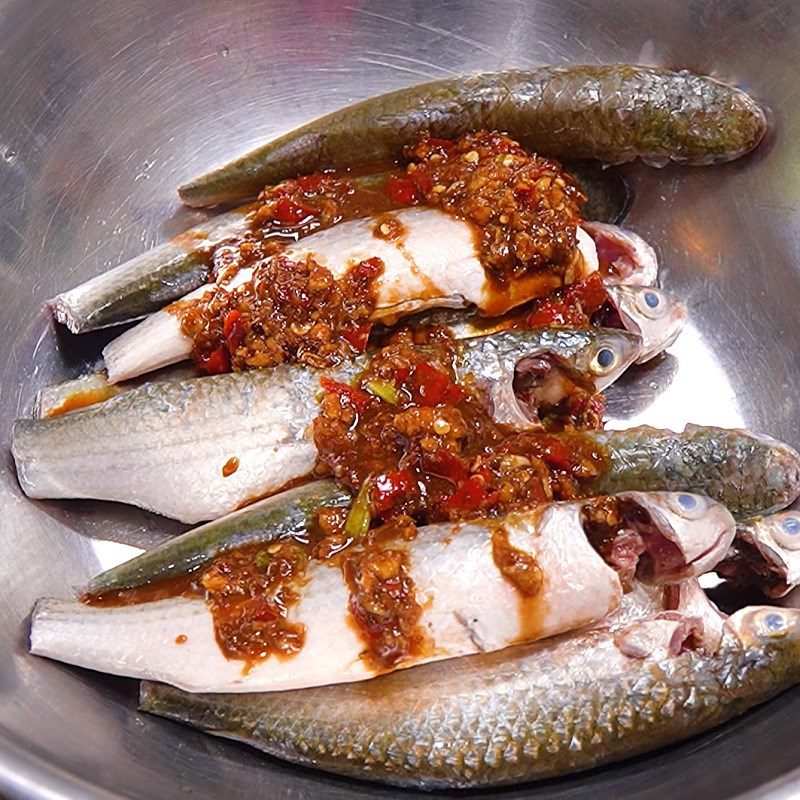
left=584, top=494, right=735, bottom=585
left=601, top=286, right=688, bottom=363
left=581, top=221, right=659, bottom=286
left=717, top=534, right=792, bottom=599
left=511, top=353, right=595, bottom=424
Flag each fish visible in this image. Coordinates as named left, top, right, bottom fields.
left=87, top=481, right=352, bottom=594
left=717, top=510, right=800, bottom=598
left=420, top=282, right=685, bottom=364
left=13, top=328, right=640, bottom=522
left=49, top=164, right=631, bottom=335
left=137, top=589, right=800, bottom=788
left=177, top=65, right=767, bottom=208
left=29, top=491, right=734, bottom=694
left=101, top=208, right=600, bottom=384
left=48, top=204, right=256, bottom=334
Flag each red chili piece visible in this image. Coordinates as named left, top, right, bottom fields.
left=403, top=362, right=465, bottom=407
left=386, top=176, right=420, bottom=206
left=564, top=272, right=608, bottom=314
left=198, top=346, right=231, bottom=375
left=370, top=469, right=415, bottom=513
left=223, top=310, right=246, bottom=351
left=442, top=475, right=488, bottom=512
left=423, top=450, right=469, bottom=485
left=342, top=323, right=372, bottom=352
left=320, top=376, right=372, bottom=414
left=273, top=197, right=318, bottom=226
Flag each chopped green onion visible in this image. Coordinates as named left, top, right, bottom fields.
left=254, top=551, right=271, bottom=569
left=365, top=378, right=400, bottom=404
left=344, top=480, right=372, bottom=539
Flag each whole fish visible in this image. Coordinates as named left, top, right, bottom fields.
left=101, top=208, right=599, bottom=384
left=13, top=328, right=639, bottom=522
left=178, top=65, right=766, bottom=208
left=718, top=510, right=800, bottom=598
left=50, top=165, right=630, bottom=335
left=29, top=491, right=734, bottom=693
left=138, top=594, right=800, bottom=788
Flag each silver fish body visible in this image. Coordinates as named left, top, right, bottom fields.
left=138, top=598, right=800, bottom=789
left=13, top=328, right=638, bottom=522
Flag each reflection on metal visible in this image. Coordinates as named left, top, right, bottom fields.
left=2, top=1, right=800, bottom=798
left=90, top=539, right=143, bottom=573
left=606, top=323, right=745, bottom=430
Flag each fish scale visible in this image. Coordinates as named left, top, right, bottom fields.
left=179, top=66, right=766, bottom=208
left=140, top=605, right=800, bottom=790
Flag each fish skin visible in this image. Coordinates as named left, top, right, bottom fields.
left=101, top=208, right=598, bottom=384
left=590, top=425, right=800, bottom=519
left=12, top=362, right=341, bottom=523
left=87, top=481, right=351, bottom=594
left=14, top=328, right=637, bottom=523
left=137, top=599, right=800, bottom=789
left=178, top=65, right=766, bottom=208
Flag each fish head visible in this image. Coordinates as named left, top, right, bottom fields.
left=564, top=327, right=643, bottom=392
left=727, top=605, right=800, bottom=657
left=603, top=285, right=687, bottom=363
left=622, top=491, right=736, bottom=584
left=461, top=328, right=641, bottom=428
left=732, top=511, right=800, bottom=597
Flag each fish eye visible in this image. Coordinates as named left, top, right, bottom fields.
left=591, top=347, right=617, bottom=373
left=667, top=492, right=706, bottom=519
left=782, top=516, right=800, bottom=536
left=635, top=288, right=669, bottom=318
left=772, top=514, right=800, bottom=550
left=756, top=610, right=789, bottom=639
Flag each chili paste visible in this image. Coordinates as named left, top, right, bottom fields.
left=86, top=515, right=428, bottom=673
left=405, top=131, right=586, bottom=283
left=313, top=327, right=607, bottom=526
left=175, top=130, right=591, bottom=377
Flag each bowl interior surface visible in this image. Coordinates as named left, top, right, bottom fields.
left=1, top=1, right=800, bottom=798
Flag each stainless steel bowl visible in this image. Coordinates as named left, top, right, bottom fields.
left=2, top=1, right=799, bottom=797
